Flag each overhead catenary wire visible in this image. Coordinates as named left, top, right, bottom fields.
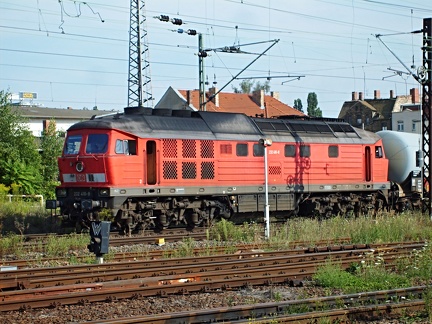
left=0, top=0, right=428, bottom=112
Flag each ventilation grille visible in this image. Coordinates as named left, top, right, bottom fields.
left=201, top=162, right=215, bottom=179
left=182, top=140, right=196, bottom=158
left=182, top=162, right=197, bottom=179
left=269, top=166, right=281, bottom=175
left=163, top=161, right=177, bottom=179
left=201, top=140, right=214, bottom=158
left=163, top=139, right=177, bottom=158
left=162, top=140, right=215, bottom=180
left=220, top=144, right=232, bottom=155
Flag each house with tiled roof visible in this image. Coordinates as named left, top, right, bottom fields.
left=12, top=105, right=116, bottom=137
left=338, top=88, right=420, bottom=133
left=155, top=86, right=304, bottom=118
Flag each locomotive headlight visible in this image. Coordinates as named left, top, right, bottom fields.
left=56, top=188, right=67, bottom=197
left=99, top=188, right=109, bottom=196
left=76, top=161, right=84, bottom=172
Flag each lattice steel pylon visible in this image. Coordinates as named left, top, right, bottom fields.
left=128, top=0, right=153, bottom=108
left=422, top=18, right=432, bottom=216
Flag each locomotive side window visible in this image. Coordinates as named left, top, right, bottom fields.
left=375, top=146, right=383, bottom=158
left=328, top=145, right=338, bottom=158
left=86, top=134, right=108, bottom=154
left=253, top=144, right=264, bottom=157
left=236, top=143, right=248, bottom=156
left=115, top=140, right=125, bottom=154
left=64, top=135, right=82, bottom=155
left=115, top=140, right=137, bottom=155
left=300, top=145, right=310, bottom=157
left=128, top=140, right=137, bottom=155
left=284, top=145, right=295, bottom=157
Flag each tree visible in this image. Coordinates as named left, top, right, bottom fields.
left=232, top=80, right=254, bottom=93
left=293, top=98, right=303, bottom=112
left=40, top=120, right=64, bottom=198
left=307, top=92, right=322, bottom=117
left=0, top=90, right=43, bottom=194
left=232, top=79, right=270, bottom=94
left=252, top=80, right=270, bottom=93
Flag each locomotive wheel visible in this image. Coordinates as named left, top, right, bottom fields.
left=120, top=222, right=132, bottom=236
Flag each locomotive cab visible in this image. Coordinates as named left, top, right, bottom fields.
left=48, top=128, right=142, bottom=231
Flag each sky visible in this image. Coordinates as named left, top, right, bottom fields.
left=1, top=0, right=431, bottom=118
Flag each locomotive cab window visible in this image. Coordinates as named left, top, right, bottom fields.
left=284, top=145, right=296, bottom=157
left=253, top=144, right=264, bottom=157
left=115, top=140, right=137, bottom=155
left=64, top=135, right=82, bottom=155
left=328, top=145, right=338, bottom=158
left=300, top=145, right=310, bottom=157
left=236, top=143, right=248, bottom=156
left=375, top=146, right=383, bottom=158
left=86, top=134, right=108, bottom=154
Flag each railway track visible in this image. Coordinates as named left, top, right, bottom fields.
left=0, top=241, right=426, bottom=312
left=1, top=238, right=352, bottom=268
left=83, top=286, right=428, bottom=323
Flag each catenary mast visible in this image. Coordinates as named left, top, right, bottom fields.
left=128, top=0, right=153, bottom=108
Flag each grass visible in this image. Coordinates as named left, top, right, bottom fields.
left=267, top=211, right=432, bottom=246
left=0, top=200, right=61, bottom=235
left=1, top=204, right=431, bottom=320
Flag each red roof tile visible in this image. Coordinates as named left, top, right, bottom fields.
left=178, top=89, right=304, bottom=118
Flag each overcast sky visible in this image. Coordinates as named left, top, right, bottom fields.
left=1, top=0, right=431, bottom=117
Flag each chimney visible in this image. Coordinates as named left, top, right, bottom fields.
left=374, top=90, right=380, bottom=99
left=389, top=90, right=394, bottom=99
left=186, top=90, right=191, bottom=106
left=43, top=120, right=50, bottom=132
left=352, top=92, right=358, bottom=101
left=359, top=92, right=364, bottom=100
left=252, top=89, right=265, bottom=108
left=270, top=91, right=280, bottom=101
left=410, top=88, right=419, bottom=103
left=208, top=87, right=219, bottom=107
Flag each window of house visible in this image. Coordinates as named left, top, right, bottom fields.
left=397, top=121, right=404, bottom=131
left=236, top=143, right=248, bottom=156
left=412, top=120, right=420, bottom=132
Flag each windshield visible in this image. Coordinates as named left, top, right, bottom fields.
left=64, top=135, right=82, bottom=155
left=86, top=134, right=108, bottom=154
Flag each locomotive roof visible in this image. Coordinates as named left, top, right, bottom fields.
left=67, top=108, right=381, bottom=144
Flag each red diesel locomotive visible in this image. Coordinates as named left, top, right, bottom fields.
left=47, top=107, right=392, bottom=233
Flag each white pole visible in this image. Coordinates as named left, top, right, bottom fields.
left=264, top=145, right=270, bottom=240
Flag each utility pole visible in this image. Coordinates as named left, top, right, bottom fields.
left=375, top=20, right=432, bottom=215
left=128, top=0, right=153, bottom=108
left=421, top=18, right=432, bottom=216
left=155, top=16, right=282, bottom=112
left=198, top=33, right=207, bottom=111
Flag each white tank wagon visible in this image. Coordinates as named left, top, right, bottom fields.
left=377, top=130, right=423, bottom=210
